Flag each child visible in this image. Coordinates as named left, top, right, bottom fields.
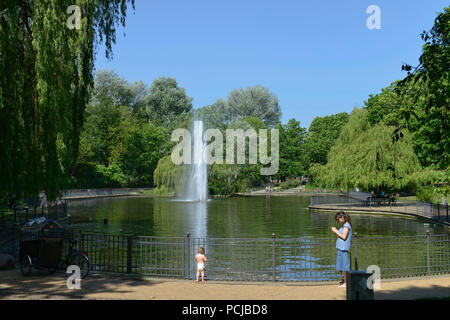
left=195, top=246, right=207, bottom=283
left=331, top=211, right=352, bottom=288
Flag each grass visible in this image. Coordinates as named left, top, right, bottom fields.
left=399, top=195, right=450, bottom=204
left=138, top=188, right=174, bottom=197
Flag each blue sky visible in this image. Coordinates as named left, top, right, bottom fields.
left=95, top=0, right=448, bottom=128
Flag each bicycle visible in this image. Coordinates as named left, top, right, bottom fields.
left=65, top=238, right=90, bottom=279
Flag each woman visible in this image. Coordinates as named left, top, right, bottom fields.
left=331, top=211, right=352, bottom=288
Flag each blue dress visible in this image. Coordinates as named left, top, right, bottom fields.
left=335, top=222, right=352, bottom=271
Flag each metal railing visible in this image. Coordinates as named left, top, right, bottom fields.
left=4, top=229, right=450, bottom=282
left=310, top=195, right=450, bottom=224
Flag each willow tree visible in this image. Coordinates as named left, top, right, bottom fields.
left=0, top=0, right=134, bottom=202
left=153, top=156, right=184, bottom=195
left=310, top=108, right=422, bottom=194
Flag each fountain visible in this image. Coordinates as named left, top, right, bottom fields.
left=181, top=120, right=208, bottom=202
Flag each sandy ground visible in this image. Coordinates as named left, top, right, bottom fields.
left=0, top=268, right=449, bottom=300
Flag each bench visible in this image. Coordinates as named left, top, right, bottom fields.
left=364, top=197, right=393, bottom=206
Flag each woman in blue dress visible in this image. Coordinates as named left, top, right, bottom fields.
left=331, top=211, right=352, bottom=288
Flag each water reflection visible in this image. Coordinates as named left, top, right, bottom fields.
left=65, top=195, right=450, bottom=281
left=66, top=195, right=450, bottom=238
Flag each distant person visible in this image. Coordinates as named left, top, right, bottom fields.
left=331, top=211, right=352, bottom=288
left=195, top=246, right=207, bottom=283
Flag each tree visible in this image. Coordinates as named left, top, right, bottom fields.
left=0, top=0, right=134, bottom=201
left=395, top=6, right=449, bottom=169
left=121, top=123, right=168, bottom=186
left=73, top=71, right=172, bottom=188
left=275, top=119, right=307, bottom=181
left=145, top=77, right=193, bottom=127
left=302, top=112, right=349, bottom=170
left=194, top=99, right=228, bottom=130
left=225, top=85, right=281, bottom=127
left=153, top=156, right=183, bottom=195
left=91, top=69, right=149, bottom=119
left=311, top=109, right=422, bottom=194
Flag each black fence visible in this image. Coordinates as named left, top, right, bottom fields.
left=310, top=194, right=450, bottom=225
left=3, top=229, right=450, bottom=282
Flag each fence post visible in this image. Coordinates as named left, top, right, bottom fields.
left=127, top=236, right=133, bottom=273
left=272, top=233, right=276, bottom=282
left=182, top=234, right=186, bottom=279
left=354, top=232, right=358, bottom=271
left=437, top=203, right=440, bottom=220
left=78, top=230, right=83, bottom=253
left=186, top=232, right=190, bottom=280
left=426, top=231, right=430, bottom=275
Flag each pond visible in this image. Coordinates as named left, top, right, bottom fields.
left=66, top=195, right=449, bottom=238
left=64, top=195, right=450, bottom=281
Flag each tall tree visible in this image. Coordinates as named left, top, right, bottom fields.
left=395, top=6, right=449, bottom=169
left=225, top=85, right=281, bottom=127
left=0, top=0, right=134, bottom=201
left=302, top=112, right=349, bottom=170
left=275, top=119, right=306, bottom=181
left=145, top=77, right=193, bottom=127
left=311, top=109, right=422, bottom=194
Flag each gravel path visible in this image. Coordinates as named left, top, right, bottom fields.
left=1, top=269, right=449, bottom=300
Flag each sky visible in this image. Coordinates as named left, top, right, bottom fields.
left=94, top=0, right=448, bottom=128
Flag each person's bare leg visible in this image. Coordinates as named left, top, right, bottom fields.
left=196, top=270, right=199, bottom=283
left=201, top=270, right=205, bottom=283
left=339, top=272, right=347, bottom=288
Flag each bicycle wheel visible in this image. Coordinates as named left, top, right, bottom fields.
left=69, top=252, right=89, bottom=279
left=20, top=255, right=32, bottom=276
left=48, top=265, right=57, bottom=274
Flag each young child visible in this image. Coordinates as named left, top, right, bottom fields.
left=195, top=246, right=207, bottom=283
left=331, top=211, right=352, bottom=288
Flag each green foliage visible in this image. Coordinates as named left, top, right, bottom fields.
left=275, top=119, right=307, bottom=180
left=311, top=109, right=422, bottom=194
left=72, top=70, right=173, bottom=188
left=0, top=0, right=134, bottom=201
left=153, top=156, right=184, bottom=195
left=145, top=77, right=193, bottom=128
left=196, top=85, right=281, bottom=128
left=391, top=6, right=449, bottom=169
left=302, top=112, right=349, bottom=170
left=120, top=123, right=168, bottom=186
left=416, top=187, right=436, bottom=203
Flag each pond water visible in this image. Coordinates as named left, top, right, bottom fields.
left=66, top=195, right=449, bottom=238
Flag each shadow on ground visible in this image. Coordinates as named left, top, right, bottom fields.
left=0, top=268, right=162, bottom=299
left=375, top=284, right=450, bottom=300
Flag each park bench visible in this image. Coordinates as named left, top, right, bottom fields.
left=364, top=197, right=392, bottom=206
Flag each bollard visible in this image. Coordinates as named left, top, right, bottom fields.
left=346, top=271, right=374, bottom=300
